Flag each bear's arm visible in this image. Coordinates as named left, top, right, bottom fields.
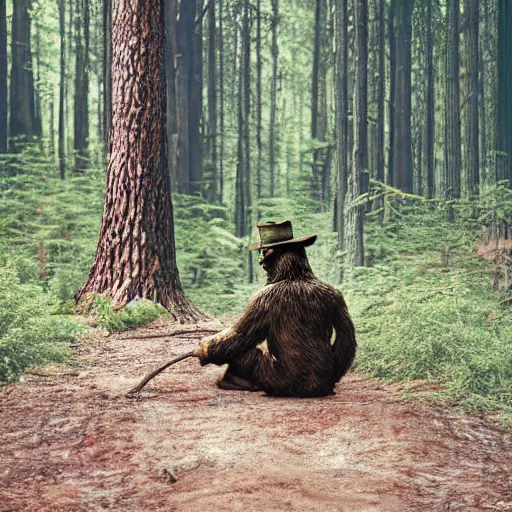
left=197, top=290, right=270, bottom=366
left=331, top=289, right=357, bottom=382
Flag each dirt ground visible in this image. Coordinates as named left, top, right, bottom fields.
left=1, top=319, right=511, bottom=512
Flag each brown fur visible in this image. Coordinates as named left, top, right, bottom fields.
left=198, top=245, right=356, bottom=397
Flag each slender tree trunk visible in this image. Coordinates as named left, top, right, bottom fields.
left=206, top=0, right=217, bottom=201
left=496, top=0, right=512, bottom=183
left=269, top=0, right=279, bottom=197
left=218, top=0, right=224, bottom=203
left=444, top=0, right=462, bottom=201
left=176, top=0, right=194, bottom=193
left=392, top=0, right=413, bottom=192
left=10, top=0, right=39, bottom=146
left=0, top=0, right=7, bottom=152
left=464, top=0, right=479, bottom=199
left=103, top=0, right=112, bottom=152
left=76, top=0, right=202, bottom=321
left=74, top=0, right=89, bottom=172
left=345, top=0, right=366, bottom=267
left=335, top=0, right=348, bottom=280
left=33, top=18, right=42, bottom=138
left=189, top=0, right=203, bottom=195
left=311, top=0, right=328, bottom=203
left=59, top=0, right=66, bottom=179
left=479, top=0, right=488, bottom=185
left=376, top=0, right=385, bottom=210
left=387, top=0, right=395, bottom=186
left=164, top=0, right=177, bottom=190
left=256, top=0, right=262, bottom=199
left=425, top=0, right=435, bottom=197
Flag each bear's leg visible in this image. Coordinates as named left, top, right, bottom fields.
left=217, top=348, right=264, bottom=392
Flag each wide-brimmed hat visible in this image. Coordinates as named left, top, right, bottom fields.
left=248, top=221, right=317, bottom=251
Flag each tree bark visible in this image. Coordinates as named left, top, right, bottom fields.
left=496, top=0, right=512, bottom=183
left=391, top=0, right=414, bottom=192
left=464, top=0, right=479, bottom=199
left=444, top=0, right=462, bottom=201
left=345, top=0, right=366, bottom=267
left=376, top=0, right=385, bottom=208
left=218, top=0, right=224, bottom=203
left=76, top=0, right=203, bottom=321
left=74, top=0, right=90, bottom=172
left=0, top=0, right=7, bottom=152
left=10, top=0, right=40, bottom=146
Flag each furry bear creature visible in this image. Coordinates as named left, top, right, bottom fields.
left=195, top=225, right=356, bottom=397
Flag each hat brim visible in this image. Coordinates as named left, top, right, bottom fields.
left=248, top=234, right=317, bottom=251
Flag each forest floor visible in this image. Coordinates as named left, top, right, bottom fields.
left=1, top=318, right=511, bottom=512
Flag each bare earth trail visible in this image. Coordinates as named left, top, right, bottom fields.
left=1, top=320, right=511, bottom=512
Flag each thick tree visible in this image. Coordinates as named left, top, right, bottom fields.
left=464, top=0, right=479, bottom=198
left=345, top=0, right=367, bottom=267
left=496, top=0, right=512, bottom=183
left=444, top=0, right=461, bottom=201
left=391, top=0, right=414, bottom=192
left=76, top=0, right=202, bottom=320
left=10, top=0, right=40, bottom=145
left=0, top=0, right=6, bottom=153
left=74, top=0, right=90, bottom=172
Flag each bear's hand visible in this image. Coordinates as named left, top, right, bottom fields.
left=194, top=339, right=211, bottom=366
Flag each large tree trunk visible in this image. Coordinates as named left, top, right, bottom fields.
left=391, top=0, right=413, bottom=192
left=76, top=0, right=202, bottom=320
left=496, top=0, right=512, bottom=183
left=269, top=0, right=279, bottom=197
left=103, top=0, right=112, bottom=153
left=58, top=0, right=66, bottom=179
left=10, top=0, right=40, bottom=146
left=345, top=0, right=366, bottom=267
left=463, top=0, right=479, bottom=199
left=376, top=0, right=385, bottom=206
left=0, top=0, right=7, bottom=153
left=444, top=0, right=461, bottom=201
left=335, top=0, right=348, bottom=281
left=425, top=0, right=434, bottom=197
left=74, top=0, right=90, bottom=172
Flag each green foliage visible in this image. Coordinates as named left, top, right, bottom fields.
left=345, top=203, right=512, bottom=412
left=0, top=265, right=78, bottom=383
left=87, top=295, right=169, bottom=332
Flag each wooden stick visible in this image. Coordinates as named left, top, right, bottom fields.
left=125, top=351, right=196, bottom=396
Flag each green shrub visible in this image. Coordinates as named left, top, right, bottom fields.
left=0, top=266, right=78, bottom=383
left=89, top=294, right=168, bottom=332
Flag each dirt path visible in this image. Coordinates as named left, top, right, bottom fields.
left=1, top=320, right=511, bottom=512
